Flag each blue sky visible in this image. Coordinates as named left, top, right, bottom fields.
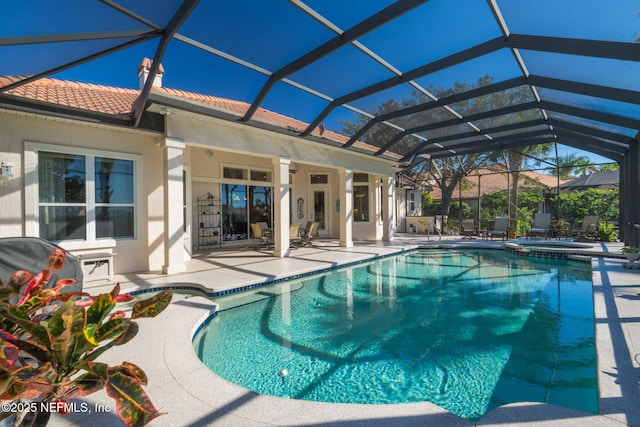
left=7, top=0, right=638, bottom=169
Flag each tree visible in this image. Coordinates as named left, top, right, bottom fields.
left=488, top=144, right=553, bottom=222
left=552, top=153, right=598, bottom=178
left=598, top=163, right=619, bottom=172
left=340, top=75, right=537, bottom=219
left=557, top=188, right=619, bottom=225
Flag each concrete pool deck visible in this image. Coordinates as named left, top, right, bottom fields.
left=51, top=235, right=640, bottom=426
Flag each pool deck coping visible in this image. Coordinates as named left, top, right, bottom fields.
left=50, top=235, right=640, bottom=426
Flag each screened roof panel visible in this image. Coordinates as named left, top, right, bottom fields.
left=447, top=86, right=536, bottom=117
left=412, top=49, right=523, bottom=95
left=0, top=0, right=638, bottom=164
left=498, top=0, right=640, bottom=43
left=349, top=83, right=430, bottom=115
left=105, top=0, right=184, bottom=28
left=260, top=81, right=331, bottom=125
left=302, top=0, right=398, bottom=29
left=323, top=107, right=369, bottom=135
left=490, top=125, right=553, bottom=140
left=357, top=0, right=502, bottom=71
left=287, top=44, right=397, bottom=98
left=180, top=1, right=333, bottom=72
left=418, top=123, right=483, bottom=142
left=159, top=42, right=269, bottom=103
left=2, top=38, right=144, bottom=77
left=537, top=88, right=640, bottom=121
left=0, top=1, right=148, bottom=36
left=547, top=112, right=638, bottom=138
left=472, top=109, right=546, bottom=129
left=520, top=50, right=640, bottom=92
left=391, top=135, right=424, bottom=157
left=386, top=107, right=445, bottom=132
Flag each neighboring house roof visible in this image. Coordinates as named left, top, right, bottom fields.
left=427, top=167, right=567, bottom=200
left=559, top=171, right=619, bottom=190
left=0, top=74, right=391, bottom=157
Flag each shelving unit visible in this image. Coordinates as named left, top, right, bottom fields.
left=197, top=193, right=222, bottom=249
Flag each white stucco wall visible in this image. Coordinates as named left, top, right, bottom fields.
left=0, top=105, right=399, bottom=279
left=0, top=110, right=164, bottom=276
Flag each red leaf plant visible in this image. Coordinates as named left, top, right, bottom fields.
left=0, top=249, right=173, bottom=426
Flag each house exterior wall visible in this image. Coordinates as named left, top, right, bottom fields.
left=0, top=107, right=399, bottom=281
left=166, top=113, right=395, bottom=241
left=0, top=111, right=164, bottom=278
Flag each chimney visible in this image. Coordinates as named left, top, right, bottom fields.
left=137, top=58, right=164, bottom=90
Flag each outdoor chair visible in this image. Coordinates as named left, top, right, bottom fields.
left=289, top=223, right=302, bottom=247
left=460, top=219, right=477, bottom=237
left=526, top=213, right=552, bottom=239
left=300, top=222, right=319, bottom=247
left=572, top=215, right=599, bottom=240
left=250, top=223, right=272, bottom=248
left=487, top=217, right=508, bottom=240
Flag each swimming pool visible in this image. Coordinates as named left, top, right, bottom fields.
left=193, top=249, right=598, bottom=421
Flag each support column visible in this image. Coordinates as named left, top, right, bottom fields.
left=272, top=157, right=291, bottom=258
left=161, top=137, right=186, bottom=274
left=339, top=168, right=353, bottom=248
left=625, top=139, right=639, bottom=246
left=382, top=175, right=395, bottom=241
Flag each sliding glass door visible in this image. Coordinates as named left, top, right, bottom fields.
left=221, top=184, right=273, bottom=242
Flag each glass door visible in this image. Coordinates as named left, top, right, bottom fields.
left=313, top=189, right=328, bottom=236
left=221, top=184, right=247, bottom=242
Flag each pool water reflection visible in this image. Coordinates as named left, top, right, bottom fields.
left=193, top=249, right=598, bottom=421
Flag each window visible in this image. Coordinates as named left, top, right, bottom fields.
left=223, top=167, right=247, bottom=180
left=250, top=170, right=272, bottom=182
left=353, top=173, right=369, bottom=222
left=94, top=157, right=134, bottom=238
left=354, top=186, right=369, bottom=222
left=409, top=192, right=416, bottom=212
left=38, top=152, right=86, bottom=240
left=36, top=149, right=136, bottom=242
left=310, top=174, right=328, bottom=184
left=353, top=173, right=369, bottom=183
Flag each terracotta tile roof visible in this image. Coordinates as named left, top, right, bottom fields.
left=0, top=76, right=138, bottom=116
left=0, top=76, right=396, bottom=157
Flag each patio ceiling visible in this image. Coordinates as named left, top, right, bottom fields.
left=1, top=0, right=639, bottom=165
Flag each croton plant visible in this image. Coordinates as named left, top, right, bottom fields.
left=0, top=248, right=173, bottom=427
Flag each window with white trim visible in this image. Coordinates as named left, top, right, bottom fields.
left=353, top=173, right=369, bottom=222
left=36, top=150, right=135, bottom=242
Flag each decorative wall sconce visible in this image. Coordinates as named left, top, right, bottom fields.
left=1, top=162, right=14, bottom=177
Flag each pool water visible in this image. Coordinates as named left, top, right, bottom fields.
left=193, top=249, right=598, bottom=421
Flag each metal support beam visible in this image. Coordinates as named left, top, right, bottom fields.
left=508, top=34, right=640, bottom=62
left=301, top=37, right=505, bottom=136
left=242, top=0, right=427, bottom=121
left=133, top=0, right=200, bottom=127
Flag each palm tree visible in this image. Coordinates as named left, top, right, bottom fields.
left=552, top=153, right=597, bottom=178
left=487, top=144, right=553, bottom=223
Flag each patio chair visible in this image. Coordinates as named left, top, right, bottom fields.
left=572, top=215, right=599, bottom=239
left=526, top=213, right=552, bottom=239
left=250, top=223, right=272, bottom=248
left=289, top=223, right=302, bottom=248
left=487, top=217, right=509, bottom=240
left=460, top=219, right=477, bottom=237
left=300, top=222, right=319, bottom=247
